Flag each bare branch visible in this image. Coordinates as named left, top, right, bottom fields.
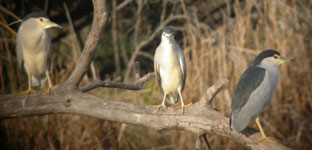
left=0, top=80, right=290, bottom=150
left=63, top=2, right=81, bottom=61
left=112, top=0, right=121, bottom=74
left=63, top=0, right=108, bottom=91
left=116, top=0, right=133, bottom=11
left=80, top=72, right=155, bottom=92
left=0, top=6, right=20, bottom=20
left=198, top=79, right=229, bottom=106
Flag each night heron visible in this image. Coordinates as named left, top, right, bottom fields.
left=153, top=27, right=191, bottom=113
left=16, top=12, right=62, bottom=98
left=230, top=49, right=294, bottom=143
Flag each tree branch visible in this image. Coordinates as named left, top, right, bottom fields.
left=63, top=0, right=108, bottom=91
left=0, top=79, right=291, bottom=150
left=80, top=72, right=155, bottom=92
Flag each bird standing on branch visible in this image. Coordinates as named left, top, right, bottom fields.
left=230, top=49, right=294, bottom=143
left=153, top=27, right=192, bottom=113
left=16, top=12, right=62, bottom=99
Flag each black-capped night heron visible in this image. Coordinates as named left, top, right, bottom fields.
left=16, top=12, right=62, bottom=98
left=153, top=27, right=192, bottom=113
left=230, top=49, right=294, bottom=143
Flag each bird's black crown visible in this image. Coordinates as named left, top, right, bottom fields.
left=253, top=49, right=280, bottom=65
left=23, top=12, right=49, bottom=22
left=162, top=27, right=175, bottom=35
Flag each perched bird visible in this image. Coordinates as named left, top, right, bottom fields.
left=153, top=27, right=191, bottom=113
left=16, top=12, right=62, bottom=98
left=230, top=50, right=294, bottom=143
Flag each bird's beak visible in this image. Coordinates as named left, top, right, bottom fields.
left=164, top=33, right=175, bottom=40
left=278, top=56, right=295, bottom=64
left=44, top=20, right=62, bottom=29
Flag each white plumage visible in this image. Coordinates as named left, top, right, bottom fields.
left=153, top=27, right=190, bottom=113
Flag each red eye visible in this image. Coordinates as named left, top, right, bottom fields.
left=39, top=18, right=43, bottom=21
left=273, top=55, right=277, bottom=59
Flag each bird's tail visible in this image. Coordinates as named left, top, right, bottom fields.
left=39, top=78, right=47, bottom=89
left=31, top=76, right=47, bottom=89
left=31, top=76, right=40, bottom=87
left=166, top=92, right=179, bottom=104
left=229, top=113, right=233, bottom=130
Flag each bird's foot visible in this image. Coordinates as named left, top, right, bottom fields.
left=150, top=104, right=167, bottom=113
left=257, top=136, right=279, bottom=144
left=17, top=88, right=37, bottom=100
left=41, top=85, right=58, bottom=94
left=174, top=103, right=193, bottom=114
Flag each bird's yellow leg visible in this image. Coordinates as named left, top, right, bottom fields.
left=17, top=74, right=37, bottom=99
left=150, top=94, right=168, bottom=113
left=256, top=117, right=279, bottom=144
left=174, top=90, right=192, bottom=114
left=41, top=71, right=57, bottom=94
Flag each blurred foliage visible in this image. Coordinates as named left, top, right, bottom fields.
left=0, top=0, right=312, bottom=150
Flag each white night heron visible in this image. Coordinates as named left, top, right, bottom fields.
left=153, top=27, right=192, bottom=113
left=16, top=12, right=62, bottom=98
left=230, top=49, right=294, bottom=143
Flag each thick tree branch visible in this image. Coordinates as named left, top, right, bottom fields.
left=63, top=0, right=108, bottom=91
left=0, top=79, right=290, bottom=150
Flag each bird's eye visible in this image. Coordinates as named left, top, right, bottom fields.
left=273, top=55, right=278, bottom=59
left=39, top=18, right=43, bottom=22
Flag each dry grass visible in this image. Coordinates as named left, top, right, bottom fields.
left=0, top=0, right=311, bottom=149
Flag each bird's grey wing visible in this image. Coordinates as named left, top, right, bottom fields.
left=231, top=66, right=265, bottom=112
left=16, top=36, right=23, bottom=69
left=178, top=47, right=187, bottom=91
left=155, top=62, right=164, bottom=93
left=154, top=45, right=164, bottom=93
left=46, top=34, right=52, bottom=71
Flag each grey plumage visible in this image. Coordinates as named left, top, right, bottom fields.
left=154, top=27, right=190, bottom=112
left=16, top=12, right=61, bottom=91
left=230, top=50, right=294, bottom=133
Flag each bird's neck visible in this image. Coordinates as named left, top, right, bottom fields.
left=23, top=25, right=48, bottom=50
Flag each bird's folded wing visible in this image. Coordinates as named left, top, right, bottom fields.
left=155, top=63, right=164, bottom=93
left=231, top=66, right=265, bottom=111
left=16, top=36, right=24, bottom=70
left=179, top=55, right=187, bottom=91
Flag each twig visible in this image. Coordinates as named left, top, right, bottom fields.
left=116, top=0, right=133, bottom=11
left=195, top=134, right=202, bottom=150
left=63, top=2, right=81, bottom=61
left=203, top=134, right=212, bottom=150
left=0, top=6, right=20, bottom=20
left=80, top=72, right=155, bottom=92
left=0, top=22, right=17, bottom=36
left=138, top=51, right=154, bottom=60
left=112, top=0, right=121, bottom=74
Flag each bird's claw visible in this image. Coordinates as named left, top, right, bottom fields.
left=17, top=88, right=37, bottom=100
left=41, top=85, right=58, bottom=94
left=257, top=136, right=279, bottom=144
left=150, top=104, right=167, bottom=113
left=174, top=103, right=192, bottom=114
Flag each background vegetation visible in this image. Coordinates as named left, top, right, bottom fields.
left=0, top=0, right=311, bottom=149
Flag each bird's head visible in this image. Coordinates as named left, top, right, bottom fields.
left=23, top=12, right=62, bottom=29
left=161, top=27, right=175, bottom=42
left=253, top=49, right=295, bottom=67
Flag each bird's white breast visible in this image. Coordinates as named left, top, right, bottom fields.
left=20, top=26, right=50, bottom=77
left=155, top=41, right=183, bottom=93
